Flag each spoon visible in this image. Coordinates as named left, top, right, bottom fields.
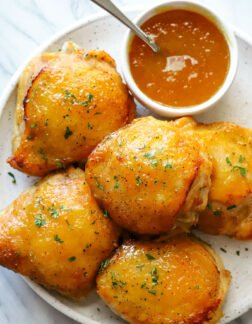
left=90, top=0, right=160, bottom=53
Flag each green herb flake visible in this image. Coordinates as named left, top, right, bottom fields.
left=44, top=119, right=48, bottom=126
left=148, top=290, right=156, bottom=295
left=8, top=172, right=16, bottom=184
left=68, top=256, right=76, bottom=262
left=35, top=214, right=46, bottom=228
left=144, top=152, right=156, bottom=159
left=30, top=123, right=37, bottom=128
left=141, top=283, right=146, bottom=288
left=227, top=205, right=236, bottom=210
left=64, top=126, right=73, bottom=139
left=195, top=285, right=200, bottom=290
left=146, top=253, right=155, bottom=260
left=207, top=203, right=213, bottom=210
left=220, top=248, right=227, bottom=253
left=236, top=250, right=240, bottom=256
left=27, top=135, right=33, bottom=140
left=226, top=157, right=232, bottom=166
left=232, top=166, right=246, bottom=176
left=83, top=136, right=86, bottom=141
left=213, top=210, right=222, bottom=215
left=103, top=209, right=109, bottom=218
left=95, top=181, right=104, bottom=190
left=66, top=219, right=72, bottom=230
left=56, top=162, right=66, bottom=169
left=136, top=264, right=145, bottom=271
left=99, top=259, right=110, bottom=273
left=239, top=155, right=245, bottom=163
left=54, top=234, right=64, bottom=243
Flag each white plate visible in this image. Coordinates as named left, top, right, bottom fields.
left=1, top=6, right=252, bottom=324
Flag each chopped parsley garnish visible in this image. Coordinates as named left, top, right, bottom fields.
left=114, top=182, right=119, bottom=189
left=227, top=204, right=236, bottom=210
left=56, top=162, right=66, bottom=169
left=95, top=180, right=104, bottom=190
left=99, top=259, right=110, bottom=273
left=83, top=136, right=86, bottom=141
left=136, top=264, right=145, bottom=271
left=8, top=172, right=16, bottom=184
left=213, top=210, right=222, bottom=215
left=64, top=126, right=73, bottom=139
left=38, top=148, right=45, bottom=155
left=207, top=203, right=213, bottom=210
left=30, top=123, right=37, bottom=128
left=44, top=119, right=48, bottom=126
left=103, top=209, right=109, bottom=218
left=232, top=166, right=246, bottom=176
left=144, top=152, right=156, bottom=159
left=239, top=155, right=245, bottom=163
left=136, top=176, right=143, bottom=186
left=65, top=219, right=72, bottom=230
left=35, top=214, right=46, bottom=227
left=226, top=157, right=232, bottom=166
left=54, top=234, right=64, bottom=243
left=68, top=256, right=76, bottom=262
left=195, top=285, right=200, bottom=290
left=87, top=122, right=93, bottom=130
left=27, top=135, right=33, bottom=140
left=220, top=247, right=227, bottom=253
left=146, top=253, right=155, bottom=260
left=148, top=290, right=156, bottom=295
left=236, top=250, right=240, bottom=256
left=141, top=283, right=146, bottom=288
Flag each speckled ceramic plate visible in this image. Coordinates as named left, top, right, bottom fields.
left=1, top=5, right=252, bottom=324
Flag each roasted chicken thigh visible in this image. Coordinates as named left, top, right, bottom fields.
left=8, top=42, right=135, bottom=176
left=0, top=167, right=119, bottom=299
left=86, top=116, right=212, bottom=235
left=97, top=234, right=231, bottom=324
left=173, top=117, right=252, bottom=239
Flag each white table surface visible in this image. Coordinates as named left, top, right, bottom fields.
left=0, top=0, right=252, bottom=323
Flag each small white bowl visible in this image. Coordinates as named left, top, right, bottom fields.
left=121, top=0, right=238, bottom=117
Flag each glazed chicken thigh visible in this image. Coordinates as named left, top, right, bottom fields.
left=0, top=167, right=119, bottom=299
left=86, top=116, right=212, bottom=235
left=97, top=234, right=231, bottom=324
left=8, top=42, right=135, bottom=176
left=173, top=117, right=252, bottom=240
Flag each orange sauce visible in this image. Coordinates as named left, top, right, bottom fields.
left=129, top=9, right=230, bottom=107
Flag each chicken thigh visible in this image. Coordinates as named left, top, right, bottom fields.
left=0, top=167, right=119, bottom=299
left=173, top=117, right=252, bottom=240
left=86, top=116, right=212, bottom=235
left=97, top=234, right=231, bottom=324
left=8, top=42, right=135, bottom=176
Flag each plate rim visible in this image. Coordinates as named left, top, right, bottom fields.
left=1, top=5, right=252, bottom=324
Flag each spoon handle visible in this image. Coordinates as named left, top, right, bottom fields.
left=90, top=0, right=159, bottom=52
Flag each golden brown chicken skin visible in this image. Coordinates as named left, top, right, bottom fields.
left=97, top=235, right=231, bottom=324
left=0, top=166, right=119, bottom=299
left=173, top=117, right=252, bottom=239
left=86, top=116, right=212, bottom=235
left=8, top=42, right=135, bottom=176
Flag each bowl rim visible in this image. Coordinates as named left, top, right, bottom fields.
left=121, top=0, right=239, bottom=117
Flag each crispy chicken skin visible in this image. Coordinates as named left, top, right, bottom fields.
left=0, top=166, right=119, bottom=299
left=173, top=117, right=252, bottom=239
left=97, top=234, right=231, bottom=324
left=8, top=42, right=135, bottom=176
left=86, top=116, right=212, bottom=235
